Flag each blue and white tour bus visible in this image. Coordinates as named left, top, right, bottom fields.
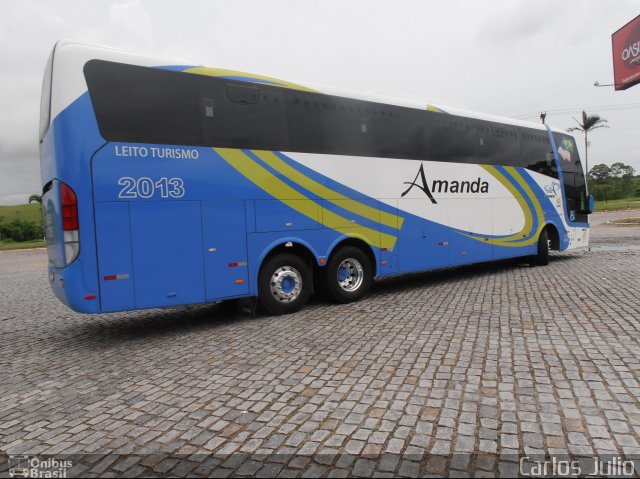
left=39, top=41, right=592, bottom=315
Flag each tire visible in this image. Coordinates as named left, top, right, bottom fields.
left=258, top=253, right=312, bottom=315
left=529, top=228, right=550, bottom=267
left=324, top=246, right=372, bottom=303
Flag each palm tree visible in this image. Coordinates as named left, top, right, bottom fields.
left=567, top=111, right=608, bottom=188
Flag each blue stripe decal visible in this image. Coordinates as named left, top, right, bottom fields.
left=158, top=65, right=195, bottom=72
left=219, top=76, right=284, bottom=86
left=243, top=150, right=398, bottom=237
left=272, top=151, right=399, bottom=217
left=495, top=166, right=540, bottom=243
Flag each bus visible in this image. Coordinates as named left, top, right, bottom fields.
left=39, top=41, right=593, bottom=316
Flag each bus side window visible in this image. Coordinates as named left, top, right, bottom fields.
left=520, top=130, right=558, bottom=179
left=200, top=80, right=288, bottom=151
left=426, top=118, right=476, bottom=164
left=85, top=60, right=203, bottom=145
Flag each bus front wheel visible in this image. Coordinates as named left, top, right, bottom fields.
left=324, top=246, right=372, bottom=303
left=529, top=228, right=550, bottom=267
left=258, top=253, right=312, bottom=315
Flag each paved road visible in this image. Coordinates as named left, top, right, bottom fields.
left=1, top=210, right=639, bottom=477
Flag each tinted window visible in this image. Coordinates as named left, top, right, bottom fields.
left=369, top=103, right=423, bottom=159
left=85, top=60, right=560, bottom=173
left=202, top=82, right=288, bottom=151
left=427, top=118, right=477, bottom=163
left=84, top=60, right=288, bottom=150
left=85, top=60, right=202, bottom=145
left=286, top=91, right=373, bottom=156
left=520, top=129, right=558, bottom=178
left=477, top=123, right=520, bottom=166
left=285, top=91, right=423, bottom=159
left=553, top=133, right=588, bottom=222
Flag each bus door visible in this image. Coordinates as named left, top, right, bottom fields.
left=202, top=201, right=249, bottom=299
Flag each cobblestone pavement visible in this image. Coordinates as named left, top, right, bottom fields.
left=1, top=210, right=639, bottom=477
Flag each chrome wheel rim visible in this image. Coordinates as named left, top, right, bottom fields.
left=270, top=266, right=302, bottom=303
left=337, top=258, right=364, bottom=292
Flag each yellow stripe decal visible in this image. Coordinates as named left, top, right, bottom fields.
left=184, top=67, right=318, bottom=93
left=484, top=166, right=533, bottom=244
left=505, top=167, right=544, bottom=231
left=251, top=150, right=403, bottom=230
left=462, top=166, right=539, bottom=247
left=216, top=148, right=398, bottom=250
left=502, top=167, right=544, bottom=245
left=426, top=104, right=445, bottom=113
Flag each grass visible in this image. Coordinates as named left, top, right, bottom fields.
left=0, top=203, right=45, bottom=250
left=594, top=197, right=640, bottom=212
left=0, top=203, right=43, bottom=226
left=0, top=239, right=46, bottom=251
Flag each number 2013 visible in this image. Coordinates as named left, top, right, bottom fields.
left=117, top=177, right=185, bottom=199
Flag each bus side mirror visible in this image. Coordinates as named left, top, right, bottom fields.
left=588, top=195, right=595, bottom=214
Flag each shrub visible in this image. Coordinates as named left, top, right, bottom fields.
left=0, top=219, right=42, bottom=243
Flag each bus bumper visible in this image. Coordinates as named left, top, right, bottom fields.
left=49, top=259, right=99, bottom=314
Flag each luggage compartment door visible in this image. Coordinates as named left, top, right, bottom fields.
left=129, top=201, right=205, bottom=309
left=202, top=200, right=249, bottom=299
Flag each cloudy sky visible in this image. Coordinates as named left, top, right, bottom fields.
left=0, top=0, right=638, bottom=204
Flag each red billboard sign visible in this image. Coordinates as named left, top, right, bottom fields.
left=612, top=15, right=640, bottom=91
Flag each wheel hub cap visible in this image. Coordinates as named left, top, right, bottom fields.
left=337, top=258, right=364, bottom=292
left=270, top=266, right=302, bottom=303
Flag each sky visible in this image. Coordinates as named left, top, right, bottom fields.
left=0, top=0, right=638, bottom=205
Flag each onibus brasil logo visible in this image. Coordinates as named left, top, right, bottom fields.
left=8, top=455, right=72, bottom=478
left=401, top=163, right=489, bottom=204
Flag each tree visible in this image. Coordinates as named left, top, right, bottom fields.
left=611, top=162, right=635, bottom=198
left=587, top=162, right=637, bottom=201
left=610, top=162, right=635, bottom=178
left=587, top=164, right=611, bottom=184
left=567, top=111, right=608, bottom=187
left=28, top=194, right=42, bottom=204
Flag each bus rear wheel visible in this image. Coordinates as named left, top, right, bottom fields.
left=324, top=246, right=372, bottom=303
left=258, top=253, right=312, bottom=315
left=529, top=228, right=550, bottom=267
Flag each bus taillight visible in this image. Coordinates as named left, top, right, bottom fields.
left=60, top=182, right=80, bottom=264
left=61, top=183, right=78, bottom=230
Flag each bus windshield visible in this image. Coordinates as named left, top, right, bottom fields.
left=554, top=133, right=589, bottom=223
